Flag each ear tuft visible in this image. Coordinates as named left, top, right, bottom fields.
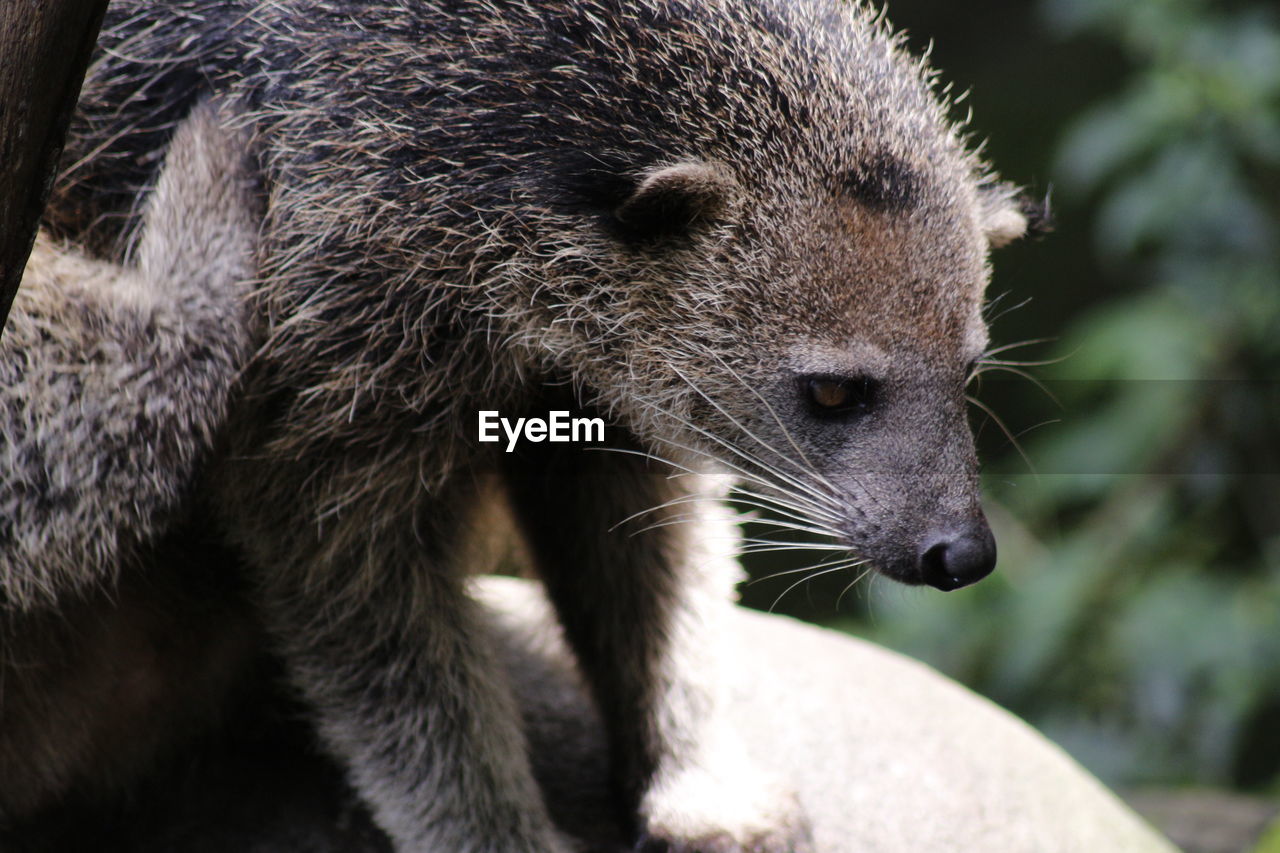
left=979, top=181, right=1053, bottom=249
left=614, top=161, right=738, bottom=240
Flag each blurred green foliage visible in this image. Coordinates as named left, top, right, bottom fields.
left=740, top=0, right=1280, bottom=792
left=1255, top=814, right=1280, bottom=853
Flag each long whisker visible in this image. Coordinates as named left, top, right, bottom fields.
left=967, top=394, right=1036, bottom=475
left=668, top=367, right=844, bottom=506
left=587, top=443, right=840, bottom=533
left=979, top=337, right=1056, bottom=359
left=619, top=410, right=820, bottom=506
left=972, top=363, right=1060, bottom=408
left=738, top=542, right=849, bottom=555
left=704, top=354, right=829, bottom=485
left=586, top=444, right=770, bottom=495
left=768, top=559, right=868, bottom=613
left=641, top=402, right=845, bottom=515
left=607, top=491, right=711, bottom=533
left=739, top=534, right=846, bottom=549
left=730, top=485, right=843, bottom=527
left=740, top=534, right=842, bottom=546
left=611, top=488, right=841, bottom=538
left=984, top=294, right=1033, bottom=326
left=585, top=444, right=709, bottom=479
left=586, top=443, right=842, bottom=535
left=582, top=408, right=854, bottom=555
left=979, top=355, right=1066, bottom=368
left=632, top=509, right=841, bottom=540
left=835, top=565, right=876, bottom=611
left=704, top=354, right=890, bottom=517
left=747, top=558, right=856, bottom=586
left=671, top=365, right=817, bottom=481
left=724, top=509, right=843, bottom=538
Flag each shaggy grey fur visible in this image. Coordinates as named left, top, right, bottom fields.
left=7, top=1, right=1034, bottom=850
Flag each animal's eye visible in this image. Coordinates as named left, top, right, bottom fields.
left=800, top=375, right=878, bottom=419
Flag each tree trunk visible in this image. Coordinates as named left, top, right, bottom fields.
left=0, top=0, right=108, bottom=334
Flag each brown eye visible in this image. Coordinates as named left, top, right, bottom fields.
left=810, top=379, right=850, bottom=408
left=801, top=375, right=878, bottom=419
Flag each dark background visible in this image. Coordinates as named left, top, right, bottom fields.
left=739, top=0, right=1280, bottom=806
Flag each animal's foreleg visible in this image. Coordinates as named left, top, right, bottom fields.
left=505, top=443, right=812, bottom=852
left=242, top=481, right=574, bottom=853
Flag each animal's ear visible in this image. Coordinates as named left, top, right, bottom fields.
left=614, top=160, right=739, bottom=240
left=978, top=181, right=1052, bottom=249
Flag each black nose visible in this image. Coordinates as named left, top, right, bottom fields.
left=918, top=521, right=997, bottom=591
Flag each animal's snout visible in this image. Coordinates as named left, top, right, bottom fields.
left=917, top=517, right=997, bottom=591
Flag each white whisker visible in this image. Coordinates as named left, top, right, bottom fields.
left=729, top=485, right=843, bottom=527
left=738, top=542, right=848, bottom=555
left=767, top=559, right=867, bottom=613
left=835, top=565, right=876, bottom=611
left=669, top=366, right=844, bottom=508
left=642, top=405, right=845, bottom=516
left=685, top=358, right=890, bottom=517
left=704, top=355, right=832, bottom=487
left=746, top=554, right=860, bottom=584
left=584, top=445, right=842, bottom=543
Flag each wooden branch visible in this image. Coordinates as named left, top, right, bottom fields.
left=0, top=0, right=109, bottom=334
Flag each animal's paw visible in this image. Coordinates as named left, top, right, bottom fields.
left=636, top=764, right=813, bottom=853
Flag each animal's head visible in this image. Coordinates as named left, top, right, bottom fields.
left=513, top=0, right=1042, bottom=590
left=580, top=162, right=1033, bottom=591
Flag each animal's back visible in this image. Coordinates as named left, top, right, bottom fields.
left=57, top=0, right=954, bottom=273
left=54, top=0, right=962, bottom=458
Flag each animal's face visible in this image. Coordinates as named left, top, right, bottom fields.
left=736, top=335, right=996, bottom=592
left=718, top=174, right=1008, bottom=590
left=546, top=156, right=1029, bottom=591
